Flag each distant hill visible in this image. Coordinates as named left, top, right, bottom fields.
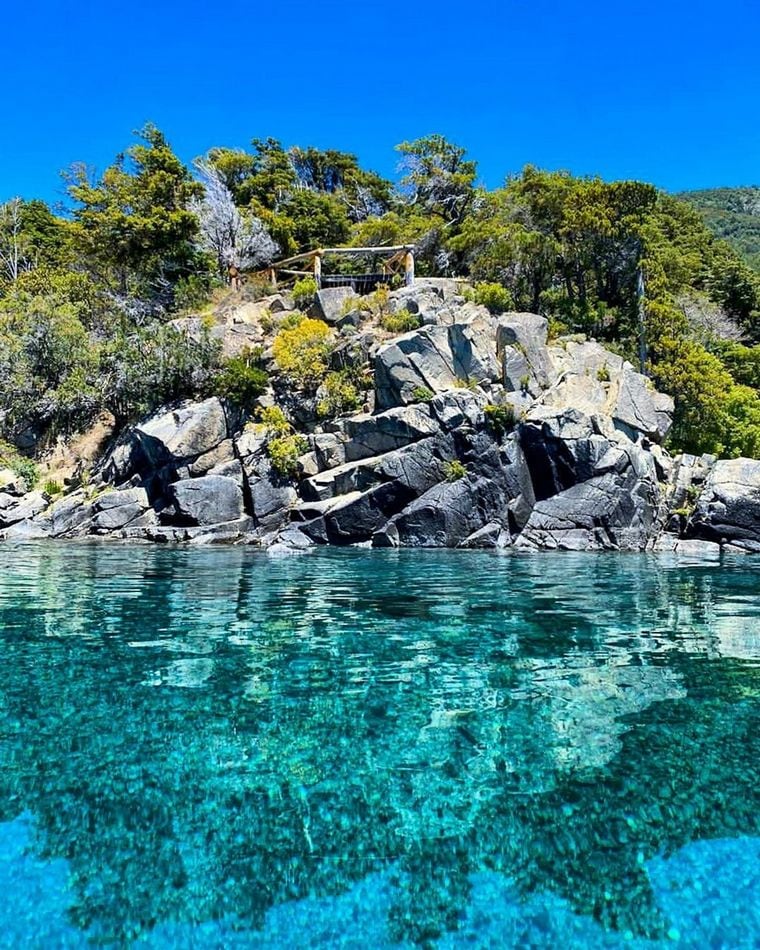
left=679, top=186, right=760, bottom=272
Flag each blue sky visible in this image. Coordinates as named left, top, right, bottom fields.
left=2, top=0, right=758, bottom=203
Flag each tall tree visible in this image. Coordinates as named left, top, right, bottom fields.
left=66, top=124, right=201, bottom=298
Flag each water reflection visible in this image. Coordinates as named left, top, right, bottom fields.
left=0, top=544, right=757, bottom=946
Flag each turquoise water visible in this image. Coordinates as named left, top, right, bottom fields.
left=0, top=544, right=758, bottom=948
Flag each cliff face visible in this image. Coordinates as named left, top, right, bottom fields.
left=2, top=281, right=759, bottom=554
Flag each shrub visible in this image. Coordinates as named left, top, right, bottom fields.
left=0, top=441, right=38, bottom=488
left=173, top=273, right=216, bottom=312
left=596, top=364, right=611, bottom=382
left=484, top=403, right=516, bottom=437
left=292, top=277, right=318, bottom=310
left=213, top=350, right=268, bottom=410
left=257, top=405, right=291, bottom=435
left=267, top=434, right=308, bottom=477
left=412, top=385, right=435, bottom=402
left=317, top=371, right=363, bottom=418
left=455, top=376, right=479, bottom=391
left=42, top=479, right=63, bottom=497
left=381, top=309, right=421, bottom=334
left=444, top=460, right=467, bottom=481
left=272, top=317, right=333, bottom=389
left=466, top=282, right=513, bottom=314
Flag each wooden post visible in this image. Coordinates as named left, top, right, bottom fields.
left=268, top=266, right=277, bottom=287
left=313, top=251, right=322, bottom=289
left=403, top=249, right=415, bottom=287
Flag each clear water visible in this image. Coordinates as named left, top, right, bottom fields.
left=0, top=543, right=758, bottom=949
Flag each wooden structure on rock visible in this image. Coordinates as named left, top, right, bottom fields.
left=262, top=245, right=415, bottom=293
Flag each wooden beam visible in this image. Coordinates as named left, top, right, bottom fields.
left=313, top=250, right=322, bottom=289
left=404, top=249, right=415, bottom=287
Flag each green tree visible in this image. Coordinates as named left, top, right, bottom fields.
left=66, top=124, right=202, bottom=298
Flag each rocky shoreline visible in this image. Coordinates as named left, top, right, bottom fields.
left=2, top=282, right=759, bottom=555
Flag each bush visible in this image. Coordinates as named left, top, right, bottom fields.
left=267, top=434, right=308, bottom=477
left=466, top=282, right=513, bottom=314
left=484, top=403, right=516, bottom=437
left=292, top=277, right=318, bottom=310
left=0, top=441, right=38, bottom=488
left=272, top=317, right=333, bottom=389
left=317, top=370, right=363, bottom=418
left=444, top=460, right=467, bottom=481
left=256, top=405, right=291, bottom=435
left=173, top=273, right=216, bottom=312
left=412, top=385, right=435, bottom=402
left=100, top=321, right=221, bottom=424
left=596, top=364, right=611, bottom=382
left=42, top=479, right=63, bottom=497
left=212, top=350, right=268, bottom=410
left=380, top=309, right=421, bottom=334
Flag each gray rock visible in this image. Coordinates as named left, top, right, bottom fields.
left=0, top=491, right=48, bottom=528
left=0, top=468, right=28, bottom=496
left=314, top=287, right=359, bottom=325
left=515, top=469, right=659, bottom=551
left=374, top=317, right=499, bottom=410
left=686, top=458, right=760, bottom=544
left=168, top=475, right=244, bottom=526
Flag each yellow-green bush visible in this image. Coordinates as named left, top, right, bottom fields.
left=272, top=318, right=333, bottom=389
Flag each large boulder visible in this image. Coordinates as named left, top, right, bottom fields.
left=92, top=487, right=150, bottom=531
left=104, top=398, right=229, bottom=485
left=686, top=458, right=760, bottom=547
left=314, top=287, right=359, bottom=325
left=374, top=315, right=499, bottom=409
left=167, top=475, right=244, bottom=526
left=516, top=468, right=660, bottom=552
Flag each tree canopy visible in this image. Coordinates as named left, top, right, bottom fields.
left=2, top=125, right=760, bottom=458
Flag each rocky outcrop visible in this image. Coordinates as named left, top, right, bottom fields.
left=4, top=280, right=760, bottom=554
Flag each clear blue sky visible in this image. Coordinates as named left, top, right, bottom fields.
left=2, top=0, right=758, bottom=204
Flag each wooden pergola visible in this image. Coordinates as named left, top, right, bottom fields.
left=262, top=245, right=415, bottom=292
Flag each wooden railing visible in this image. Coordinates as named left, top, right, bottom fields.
left=261, top=245, right=415, bottom=290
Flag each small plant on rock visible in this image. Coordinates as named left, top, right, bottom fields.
left=267, top=434, right=308, bottom=477
left=272, top=317, right=333, bottom=389
left=317, top=370, right=363, bottom=418
left=484, top=403, right=516, bottom=438
left=381, top=309, right=421, bottom=334
left=465, top=281, right=513, bottom=314
left=213, top=348, right=269, bottom=410
left=596, top=364, right=611, bottom=383
left=292, top=277, right=318, bottom=310
left=412, top=385, right=435, bottom=402
left=42, top=479, right=63, bottom=498
left=444, top=460, right=467, bottom=482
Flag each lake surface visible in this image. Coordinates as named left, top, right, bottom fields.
left=0, top=543, right=757, bottom=948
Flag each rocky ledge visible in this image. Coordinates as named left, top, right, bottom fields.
left=2, top=283, right=759, bottom=554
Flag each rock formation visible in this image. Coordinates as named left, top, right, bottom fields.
left=3, top=281, right=760, bottom=554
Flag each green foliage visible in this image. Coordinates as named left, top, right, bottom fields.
left=317, top=370, right=363, bottom=418
left=65, top=124, right=202, bottom=298
left=100, top=322, right=221, bottom=424
left=292, top=277, right=318, bottom=310
left=466, top=281, right=513, bottom=314
left=212, top=349, right=268, bottom=410
left=380, top=309, right=421, bottom=333
left=443, top=459, right=467, bottom=481
left=173, top=273, right=216, bottom=312
left=267, top=434, right=308, bottom=477
left=412, top=385, right=435, bottom=402
left=257, top=405, right=291, bottom=435
left=680, top=186, right=760, bottom=272
left=42, top=479, right=63, bottom=497
left=0, top=440, right=38, bottom=488
left=484, top=403, right=516, bottom=437
left=272, top=317, right=333, bottom=389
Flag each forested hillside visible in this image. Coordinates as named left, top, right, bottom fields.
left=2, top=125, right=760, bottom=468
left=680, top=186, right=760, bottom=273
